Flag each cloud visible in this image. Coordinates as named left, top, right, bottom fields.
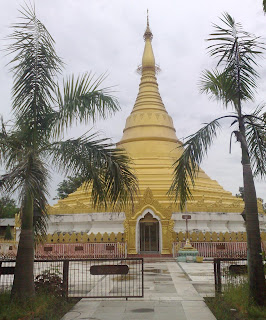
left=0, top=0, right=265, bottom=202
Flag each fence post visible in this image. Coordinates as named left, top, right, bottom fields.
left=217, top=259, right=221, bottom=293
left=213, top=259, right=222, bottom=293
left=214, top=258, right=222, bottom=294
left=214, top=259, right=217, bottom=292
left=141, top=258, right=144, bottom=298
left=63, top=260, right=69, bottom=298
left=172, top=243, right=174, bottom=258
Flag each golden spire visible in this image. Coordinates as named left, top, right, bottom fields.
left=142, top=10, right=155, bottom=72
left=144, top=9, right=153, bottom=41
left=117, top=12, right=179, bottom=149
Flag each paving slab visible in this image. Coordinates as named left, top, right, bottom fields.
left=61, top=259, right=216, bottom=320
left=178, top=261, right=215, bottom=297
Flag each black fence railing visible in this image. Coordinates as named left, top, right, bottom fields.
left=0, top=258, right=144, bottom=299
left=214, top=258, right=248, bottom=293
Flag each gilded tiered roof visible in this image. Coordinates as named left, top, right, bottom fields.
left=49, top=17, right=255, bottom=215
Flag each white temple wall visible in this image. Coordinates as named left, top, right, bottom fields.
left=171, top=212, right=265, bottom=233
left=46, top=211, right=266, bottom=235
left=46, top=212, right=126, bottom=234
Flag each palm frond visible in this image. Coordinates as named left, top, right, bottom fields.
left=205, top=12, right=264, bottom=107
left=169, top=119, right=221, bottom=210
left=200, top=67, right=256, bottom=110
left=7, top=4, right=63, bottom=131
left=50, top=133, right=138, bottom=209
left=33, top=197, right=48, bottom=241
left=0, top=151, right=49, bottom=238
left=54, top=73, right=119, bottom=136
left=245, top=106, right=266, bottom=178
left=200, top=69, right=236, bottom=106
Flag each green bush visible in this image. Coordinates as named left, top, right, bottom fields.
left=34, top=268, right=64, bottom=296
left=205, top=282, right=266, bottom=320
left=4, top=225, right=13, bottom=240
left=0, top=292, right=77, bottom=320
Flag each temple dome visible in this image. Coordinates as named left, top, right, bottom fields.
left=116, top=18, right=242, bottom=210
left=49, top=16, right=249, bottom=215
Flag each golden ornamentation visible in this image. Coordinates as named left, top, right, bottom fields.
left=124, top=188, right=174, bottom=255
left=14, top=213, right=21, bottom=228
left=130, top=188, right=172, bottom=220
left=45, top=232, right=125, bottom=243
left=123, top=221, right=129, bottom=242
left=173, top=231, right=266, bottom=243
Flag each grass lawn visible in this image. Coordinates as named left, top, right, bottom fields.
left=205, top=282, right=266, bottom=320
left=0, top=292, right=79, bottom=320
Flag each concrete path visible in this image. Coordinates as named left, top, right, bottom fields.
left=62, top=259, right=216, bottom=320
left=178, top=261, right=215, bottom=298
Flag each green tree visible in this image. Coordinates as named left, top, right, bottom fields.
left=0, top=5, right=137, bottom=299
left=0, top=196, right=19, bottom=218
left=54, top=176, right=84, bottom=199
left=170, top=13, right=265, bottom=305
left=4, top=224, right=13, bottom=240
left=235, top=187, right=244, bottom=199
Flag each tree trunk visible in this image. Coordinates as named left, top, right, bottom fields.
left=239, top=119, right=265, bottom=306
left=11, top=193, right=35, bottom=299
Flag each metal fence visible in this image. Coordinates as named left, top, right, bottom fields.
left=67, top=258, right=143, bottom=298
left=0, top=258, right=144, bottom=299
left=0, top=259, right=66, bottom=293
left=173, top=242, right=249, bottom=258
left=36, top=243, right=127, bottom=259
left=214, top=258, right=248, bottom=293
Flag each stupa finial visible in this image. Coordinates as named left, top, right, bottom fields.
left=144, top=9, right=153, bottom=41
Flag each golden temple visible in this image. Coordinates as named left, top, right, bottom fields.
left=48, top=16, right=264, bottom=255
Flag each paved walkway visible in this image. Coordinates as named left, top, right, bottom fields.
left=62, top=259, right=216, bottom=320
left=178, top=261, right=215, bottom=298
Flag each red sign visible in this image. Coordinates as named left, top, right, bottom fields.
left=106, top=245, right=115, bottom=251
left=182, top=214, right=191, bottom=220
left=90, top=265, right=129, bottom=275
left=44, top=246, right=53, bottom=252
left=75, top=246, right=84, bottom=251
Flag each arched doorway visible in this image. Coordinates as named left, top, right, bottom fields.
left=139, top=213, right=159, bottom=253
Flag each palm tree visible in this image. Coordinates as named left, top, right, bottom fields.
left=0, top=5, right=137, bottom=299
left=169, top=13, right=265, bottom=305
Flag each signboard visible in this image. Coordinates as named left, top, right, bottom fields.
left=182, top=214, right=191, bottom=220
left=75, top=246, right=84, bottom=251
left=44, top=246, right=53, bottom=252
left=106, top=245, right=115, bottom=251
left=0, top=266, right=15, bottom=275
left=216, top=244, right=226, bottom=250
left=90, top=264, right=129, bottom=275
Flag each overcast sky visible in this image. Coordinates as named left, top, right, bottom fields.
left=0, top=0, right=265, bottom=204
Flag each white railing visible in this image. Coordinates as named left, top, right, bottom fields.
left=35, top=242, right=127, bottom=259
left=172, top=242, right=249, bottom=258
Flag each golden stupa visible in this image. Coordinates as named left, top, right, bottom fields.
left=48, top=16, right=252, bottom=255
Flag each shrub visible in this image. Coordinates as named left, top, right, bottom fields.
left=34, top=268, right=64, bottom=296
left=4, top=225, right=13, bottom=240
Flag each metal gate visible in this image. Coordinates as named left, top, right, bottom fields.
left=66, top=258, right=143, bottom=298
left=0, top=258, right=144, bottom=299
left=214, top=258, right=247, bottom=293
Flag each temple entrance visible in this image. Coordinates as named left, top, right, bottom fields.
left=139, top=213, right=159, bottom=253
